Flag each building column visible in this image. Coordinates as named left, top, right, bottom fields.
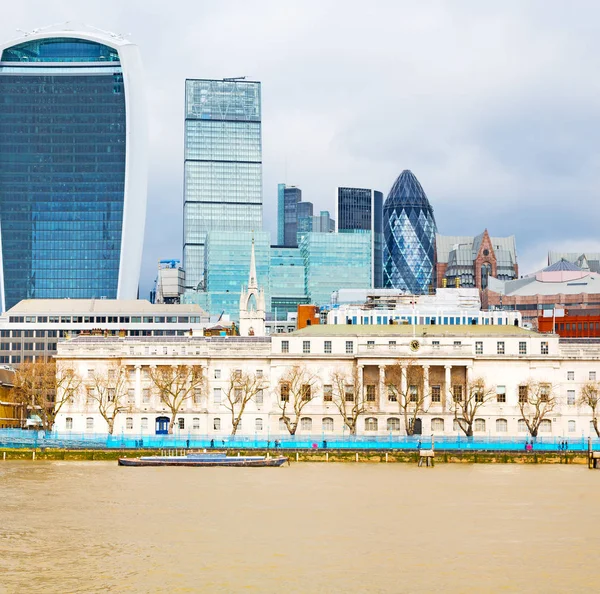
left=466, top=365, right=472, bottom=386
left=422, top=365, right=430, bottom=410
left=358, top=364, right=365, bottom=400
left=444, top=365, right=452, bottom=405
left=135, top=365, right=142, bottom=408
left=379, top=365, right=386, bottom=409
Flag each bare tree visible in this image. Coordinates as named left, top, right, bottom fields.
left=451, top=377, right=495, bottom=437
left=12, top=359, right=81, bottom=432
left=385, top=361, right=428, bottom=435
left=331, top=366, right=367, bottom=435
left=518, top=380, right=557, bottom=438
left=89, top=362, right=128, bottom=434
left=149, top=364, right=205, bottom=434
left=580, top=382, right=600, bottom=437
left=277, top=365, right=319, bottom=435
left=223, top=370, right=264, bottom=435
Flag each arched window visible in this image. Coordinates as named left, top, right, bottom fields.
left=365, top=417, right=378, bottom=431
left=474, top=419, right=486, bottom=432
left=568, top=420, right=576, bottom=433
left=517, top=419, right=528, bottom=433
left=322, top=417, right=334, bottom=432
left=192, top=417, right=200, bottom=431
left=65, top=417, right=73, bottom=430
left=213, top=417, right=221, bottom=431
left=453, top=418, right=460, bottom=432
left=387, top=417, right=400, bottom=432
left=125, top=417, right=133, bottom=430
left=300, top=417, right=312, bottom=432
left=141, top=417, right=148, bottom=431
left=539, top=419, right=552, bottom=433
left=431, top=418, right=445, bottom=432
left=496, top=418, right=508, bottom=433
left=279, top=417, right=287, bottom=432
left=255, top=418, right=263, bottom=431
left=86, top=417, right=94, bottom=431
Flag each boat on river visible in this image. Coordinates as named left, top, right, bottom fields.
left=118, top=451, right=288, bottom=467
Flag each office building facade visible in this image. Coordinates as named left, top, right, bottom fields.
left=0, top=26, right=148, bottom=310
left=383, top=170, right=436, bottom=294
left=270, top=246, right=308, bottom=318
left=277, top=184, right=301, bottom=247
left=300, top=232, right=372, bottom=305
left=195, top=231, right=270, bottom=319
left=183, top=79, right=262, bottom=290
left=337, top=187, right=383, bottom=288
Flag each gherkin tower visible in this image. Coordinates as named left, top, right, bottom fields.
left=383, top=170, right=437, bottom=293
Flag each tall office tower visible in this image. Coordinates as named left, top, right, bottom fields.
left=336, top=187, right=383, bottom=288
left=277, top=184, right=301, bottom=247
left=183, top=79, right=262, bottom=291
left=0, top=26, right=147, bottom=311
left=383, top=170, right=436, bottom=293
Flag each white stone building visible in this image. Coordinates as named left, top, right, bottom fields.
left=54, top=325, right=600, bottom=439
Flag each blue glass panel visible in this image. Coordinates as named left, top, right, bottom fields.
left=2, top=38, right=120, bottom=63
left=0, top=72, right=125, bottom=308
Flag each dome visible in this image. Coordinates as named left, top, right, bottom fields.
left=384, top=170, right=434, bottom=210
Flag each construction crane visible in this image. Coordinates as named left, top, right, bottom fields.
left=223, top=76, right=247, bottom=82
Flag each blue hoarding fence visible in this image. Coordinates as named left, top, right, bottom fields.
left=0, top=429, right=595, bottom=452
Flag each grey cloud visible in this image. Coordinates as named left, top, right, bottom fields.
left=1, top=0, right=599, bottom=297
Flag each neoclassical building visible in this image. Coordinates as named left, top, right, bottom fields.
left=54, top=324, right=600, bottom=439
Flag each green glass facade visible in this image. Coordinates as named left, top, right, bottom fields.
left=300, top=233, right=372, bottom=306
left=270, top=246, right=308, bottom=319
left=198, top=231, right=270, bottom=319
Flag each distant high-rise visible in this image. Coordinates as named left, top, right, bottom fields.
left=277, top=184, right=301, bottom=247
left=183, top=79, right=262, bottom=291
left=337, top=187, right=383, bottom=288
left=0, top=25, right=148, bottom=310
left=383, top=170, right=436, bottom=293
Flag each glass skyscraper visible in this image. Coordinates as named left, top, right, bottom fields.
left=336, top=187, right=383, bottom=288
left=0, top=27, right=147, bottom=310
left=183, top=79, right=262, bottom=291
left=383, top=170, right=437, bottom=293
left=277, top=184, right=301, bottom=247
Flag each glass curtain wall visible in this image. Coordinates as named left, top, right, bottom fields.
left=0, top=37, right=126, bottom=309
left=183, top=80, right=262, bottom=291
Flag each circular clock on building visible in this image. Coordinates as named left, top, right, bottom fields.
left=410, top=339, right=420, bottom=352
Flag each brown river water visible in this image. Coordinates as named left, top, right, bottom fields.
left=0, top=461, right=598, bottom=593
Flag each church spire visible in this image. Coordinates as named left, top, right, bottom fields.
left=248, top=234, right=257, bottom=289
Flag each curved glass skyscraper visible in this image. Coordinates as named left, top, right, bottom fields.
left=383, top=170, right=436, bottom=293
left=0, top=26, right=147, bottom=310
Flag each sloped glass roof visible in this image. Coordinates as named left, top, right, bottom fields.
left=384, top=170, right=433, bottom=210
left=1, top=37, right=119, bottom=62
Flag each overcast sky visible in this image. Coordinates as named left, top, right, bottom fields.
left=3, top=1, right=600, bottom=297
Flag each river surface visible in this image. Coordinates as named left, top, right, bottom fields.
left=0, top=461, right=598, bottom=593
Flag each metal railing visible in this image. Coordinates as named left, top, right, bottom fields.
left=0, top=429, right=594, bottom=452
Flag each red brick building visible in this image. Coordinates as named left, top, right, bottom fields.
left=435, top=230, right=518, bottom=290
